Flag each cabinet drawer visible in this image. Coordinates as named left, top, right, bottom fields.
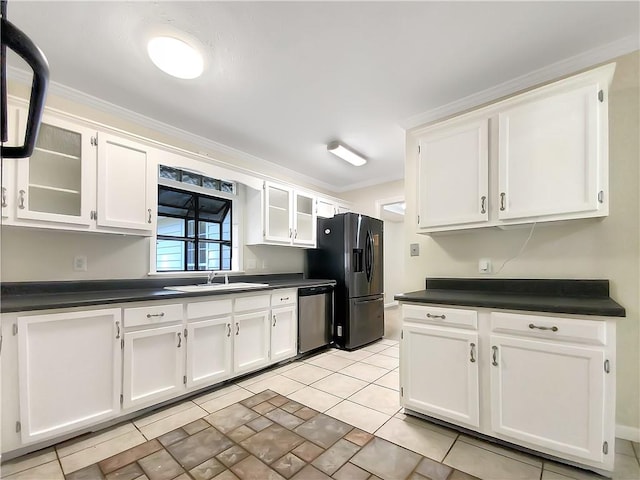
left=403, top=304, right=477, bottom=330
left=124, top=303, right=183, bottom=328
left=491, top=312, right=606, bottom=346
left=234, top=294, right=271, bottom=313
left=187, top=298, right=233, bottom=320
left=271, top=289, right=297, bottom=307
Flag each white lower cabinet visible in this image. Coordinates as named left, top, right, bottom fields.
left=400, top=304, right=616, bottom=474
left=490, top=334, right=606, bottom=463
left=233, top=311, right=270, bottom=375
left=271, top=305, right=297, bottom=363
left=186, top=318, right=232, bottom=389
left=401, top=323, right=479, bottom=428
left=122, top=324, right=185, bottom=410
left=17, top=308, right=122, bottom=444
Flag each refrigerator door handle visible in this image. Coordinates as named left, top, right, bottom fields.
left=365, top=230, right=374, bottom=282
left=353, top=297, right=382, bottom=305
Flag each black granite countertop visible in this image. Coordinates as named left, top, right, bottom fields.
left=394, top=278, right=625, bottom=317
left=0, top=274, right=335, bottom=313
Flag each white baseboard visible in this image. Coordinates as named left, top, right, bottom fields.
left=384, top=301, right=399, bottom=309
left=616, top=424, right=640, bottom=442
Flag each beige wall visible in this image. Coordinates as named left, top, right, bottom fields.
left=340, top=180, right=404, bottom=219
left=404, top=51, right=640, bottom=433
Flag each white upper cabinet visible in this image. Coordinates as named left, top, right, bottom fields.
left=417, top=117, right=489, bottom=229
left=15, top=111, right=95, bottom=226
left=411, top=63, right=615, bottom=233
left=247, top=181, right=317, bottom=247
left=96, top=132, right=155, bottom=232
left=498, top=83, right=604, bottom=220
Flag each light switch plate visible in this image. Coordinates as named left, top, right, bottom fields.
left=410, top=243, right=420, bottom=257
left=73, top=255, right=87, bottom=272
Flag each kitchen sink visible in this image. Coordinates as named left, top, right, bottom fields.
left=164, top=282, right=270, bottom=293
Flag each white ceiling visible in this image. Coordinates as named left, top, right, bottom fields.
left=5, top=1, right=639, bottom=192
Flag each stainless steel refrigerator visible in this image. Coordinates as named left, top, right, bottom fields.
left=306, top=213, right=384, bottom=350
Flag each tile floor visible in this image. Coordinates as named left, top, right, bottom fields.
left=2, top=308, right=640, bottom=480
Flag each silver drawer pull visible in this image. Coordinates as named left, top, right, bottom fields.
left=177, top=332, right=182, bottom=348
left=226, top=323, right=231, bottom=337
left=115, top=321, right=120, bottom=339
left=529, top=323, right=558, bottom=332
left=236, top=322, right=240, bottom=335
left=492, top=346, right=499, bottom=366
left=280, top=297, right=290, bottom=301
left=426, top=313, right=446, bottom=319
left=470, top=342, right=476, bottom=363
left=146, top=313, right=165, bottom=319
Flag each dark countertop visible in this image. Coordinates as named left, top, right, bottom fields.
left=394, top=278, right=625, bottom=317
left=0, top=274, right=336, bottom=313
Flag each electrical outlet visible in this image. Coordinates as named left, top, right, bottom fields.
left=410, top=243, right=420, bottom=257
left=478, top=258, right=492, bottom=274
left=73, top=255, right=88, bottom=272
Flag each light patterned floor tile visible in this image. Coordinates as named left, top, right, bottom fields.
left=281, top=363, right=334, bottom=385
left=379, top=339, right=399, bottom=346
left=133, top=401, right=197, bottom=428
left=244, top=374, right=305, bottom=396
left=360, top=353, right=399, bottom=370
left=325, top=400, right=391, bottom=434
left=348, top=384, right=401, bottom=415
left=393, top=413, right=459, bottom=439
left=59, top=430, right=146, bottom=474
left=458, top=435, right=542, bottom=468
left=57, top=423, right=138, bottom=458
left=2, top=460, right=64, bottom=480
left=612, top=453, right=640, bottom=480
left=139, top=404, right=208, bottom=439
left=288, top=386, right=343, bottom=413
left=199, top=387, right=254, bottom=413
left=0, top=448, right=57, bottom=477
left=193, top=384, right=240, bottom=405
left=306, top=354, right=356, bottom=371
left=374, top=417, right=456, bottom=462
left=310, top=373, right=368, bottom=398
left=373, top=370, right=399, bottom=391
left=235, top=368, right=281, bottom=388
left=379, top=346, right=400, bottom=358
left=331, top=349, right=374, bottom=362
left=444, top=440, right=541, bottom=480
left=361, top=343, right=389, bottom=353
left=543, top=460, right=608, bottom=480
left=340, top=362, right=389, bottom=383
left=615, top=438, right=636, bottom=457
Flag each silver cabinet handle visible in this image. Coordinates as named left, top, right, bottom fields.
left=18, top=190, right=25, bottom=209
left=280, top=297, right=290, bottom=301
left=426, top=313, right=446, bottom=319
left=146, top=312, right=165, bottom=318
left=500, top=192, right=506, bottom=211
left=115, top=321, right=120, bottom=339
left=1, top=187, right=7, bottom=208
left=177, top=332, right=182, bottom=348
left=273, top=315, right=277, bottom=327
left=147, top=208, right=152, bottom=224
left=235, top=322, right=240, bottom=335
left=529, top=323, right=558, bottom=332
left=226, top=323, right=231, bottom=337
left=480, top=196, right=486, bottom=214
left=492, top=346, right=499, bottom=366
left=289, top=228, right=292, bottom=238
left=294, top=229, right=298, bottom=239
left=470, top=342, right=476, bottom=363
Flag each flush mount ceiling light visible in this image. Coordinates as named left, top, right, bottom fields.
left=327, top=141, right=367, bottom=167
left=147, top=36, right=203, bottom=79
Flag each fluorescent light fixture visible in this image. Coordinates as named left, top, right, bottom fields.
left=327, top=141, right=367, bottom=166
left=148, top=36, right=203, bottom=79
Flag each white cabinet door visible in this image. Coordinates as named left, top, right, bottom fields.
left=417, top=118, right=488, bottom=229
left=401, top=324, right=479, bottom=428
left=270, top=305, right=297, bottom=362
left=292, top=192, right=316, bottom=246
left=233, top=311, right=270, bottom=375
left=316, top=199, right=336, bottom=219
left=15, top=111, right=95, bottom=226
left=97, top=132, right=154, bottom=232
left=17, top=309, right=121, bottom=444
left=264, top=183, right=292, bottom=243
left=186, top=318, right=232, bottom=389
left=490, top=334, right=605, bottom=463
left=123, top=324, right=184, bottom=410
left=498, top=84, right=602, bottom=220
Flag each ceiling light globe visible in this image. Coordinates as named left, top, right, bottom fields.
left=147, top=36, right=203, bottom=79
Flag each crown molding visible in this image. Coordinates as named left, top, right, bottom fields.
left=400, top=34, right=640, bottom=130
left=332, top=171, right=405, bottom=194
left=7, top=65, right=341, bottom=194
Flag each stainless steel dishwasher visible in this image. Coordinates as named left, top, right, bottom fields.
left=298, top=285, right=334, bottom=354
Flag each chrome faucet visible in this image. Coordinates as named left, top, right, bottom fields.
left=207, top=271, right=229, bottom=284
